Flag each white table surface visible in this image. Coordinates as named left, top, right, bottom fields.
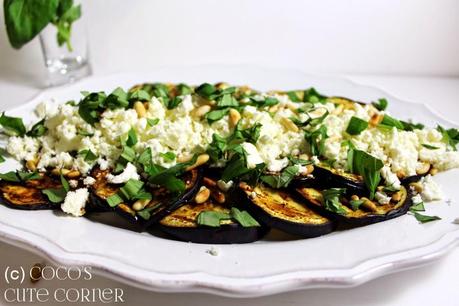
left=0, top=72, right=458, bottom=305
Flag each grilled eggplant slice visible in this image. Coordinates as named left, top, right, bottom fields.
left=296, top=186, right=412, bottom=226
left=310, top=164, right=366, bottom=194
left=89, top=168, right=203, bottom=228
left=238, top=182, right=334, bottom=238
left=0, top=175, right=61, bottom=210
left=158, top=201, right=268, bottom=244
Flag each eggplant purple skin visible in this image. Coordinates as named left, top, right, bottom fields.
left=0, top=197, right=55, bottom=210
left=157, top=223, right=269, bottom=244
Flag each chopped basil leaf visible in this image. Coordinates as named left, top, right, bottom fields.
left=422, top=144, right=440, bottom=150
left=205, top=109, right=229, bottom=124
left=346, top=116, right=368, bottom=135
left=42, top=188, right=67, bottom=203
left=250, top=96, right=279, bottom=108
left=233, top=122, right=262, bottom=144
left=26, top=119, right=47, bottom=137
left=119, top=179, right=144, bottom=200
left=137, top=148, right=152, bottom=169
left=221, top=155, right=251, bottom=182
left=322, top=188, right=347, bottom=214
left=0, top=112, right=26, bottom=136
left=0, top=171, right=20, bottom=182
left=126, top=128, right=138, bottom=147
left=105, top=87, right=129, bottom=109
left=230, top=207, right=260, bottom=227
left=77, top=129, right=94, bottom=137
left=0, top=171, right=41, bottom=182
left=372, top=98, right=388, bottom=111
left=288, top=156, right=312, bottom=166
left=383, top=185, right=399, bottom=192
left=167, top=96, right=184, bottom=109
left=160, top=152, right=176, bottom=162
left=197, top=211, right=231, bottom=227
left=401, top=120, right=424, bottom=131
left=133, top=191, right=152, bottom=200
left=0, top=154, right=4, bottom=164
left=216, top=94, right=239, bottom=108
left=304, top=125, right=328, bottom=156
left=147, top=157, right=197, bottom=193
left=437, top=125, right=459, bottom=150
left=107, top=194, right=123, bottom=207
left=287, top=91, right=301, bottom=102
left=410, top=201, right=425, bottom=212
left=380, top=114, right=404, bottom=130
left=177, top=83, right=193, bottom=96
left=77, top=91, right=107, bottom=125
left=348, top=149, right=384, bottom=199
left=146, top=118, right=160, bottom=127
left=79, top=149, right=98, bottom=163
left=303, top=88, right=327, bottom=103
left=350, top=199, right=364, bottom=211
left=412, top=212, right=441, bottom=223
left=261, top=165, right=298, bottom=188
left=60, top=174, right=70, bottom=192
left=120, top=146, right=136, bottom=163
left=195, top=83, right=217, bottom=98
left=129, top=89, right=150, bottom=102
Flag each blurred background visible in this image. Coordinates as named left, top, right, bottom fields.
left=1, top=0, right=458, bottom=86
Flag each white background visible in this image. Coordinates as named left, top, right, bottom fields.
left=0, top=1, right=459, bottom=305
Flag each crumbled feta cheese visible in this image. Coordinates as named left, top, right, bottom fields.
left=106, top=162, right=139, bottom=184
left=375, top=191, right=391, bottom=205
left=68, top=180, right=79, bottom=188
left=311, top=156, right=320, bottom=165
left=241, top=142, right=264, bottom=169
left=217, top=180, right=233, bottom=192
left=420, top=174, right=443, bottom=202
left=380, top=166, right=401, bottom=190
left=83, top=176, right=96, bottom=186
left=206, top=246, right=219, bottom=256
left=98, top=158, right=109, bottom=171
left=61, top=188, right=89, bottom=217
left=411, top=194, right=423, bottom=204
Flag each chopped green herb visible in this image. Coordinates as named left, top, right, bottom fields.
left=119, top=179, right=144, bottom=200
left=120, top=146, right=136, bottom=163
left=346, top=116, right=368, bottom=135
left=197, top=211, right=231, bottom=227
left=146, top=118, right=160, bottom=127
left=26, top=119, right=47, bottom=137
left=105, top=87, right=129, bottom=110
left=380, top=114, right=404, bottom=130
left=261, top=165, right=299, bottom=188
left=137, top=148, right=152, bottom=169
left=221, top=155, right=251, bottom=182
left=412, top=212, right=441, bottom=224
left=77, top=129, right=94, bottom=137
left=177, top=83, right=193, bottom=96
left=195, top=83, right=217, bottom=98
left=304, top=125, right=328, bottom=156
left=0, top=112, right=26, bottom=136
left=350, top=199, right=364, bottom=211
left=0, top=171, right=41, bottom=182
left=79, top=149, right=98, bottom=163
left=422, top=144, right=440, bottom=150
left=160, top=152, right=176, bottom=162
left=303, top=88, right=327, bottom=103
left=250, top=96, right=279, bottom=108
left=437, top=125, right=459, bottom=151
left=372, top=98, right=388, bottom=111
left=288, top=156, right=312, bottom=166
left=60, top=174, right=70, bottom=192
left=126, top=128, right=138, bottom=147
left=167, top=96, right=184, bottom=109
left=410, top=201, right=425, bottom=212
left=287, top=91, right=301, bottom=102
left=216, top=94, right=239, bottom=108
left=0, top=171, right=20, bottom=182
left=230, top=207, right=260, bottom=227
left=348, top=149, right=384, bottom=199
left=401, top=120, right=424, bottom=131
left=129, top=89, right=150, bottom=101
left=42, top=188, right=67, bottom=203
left=205, top=109, right=229, bottom=124
left=107, top=194, right=123, bottom=207
left=322, top=188, right=347, bottom=214
left=0, top=154, right=4, bottom=164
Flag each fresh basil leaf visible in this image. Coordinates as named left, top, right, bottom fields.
left=120, top=146, right=136, bottom=163
left=349, top=149, right=384, bottom=199
left=133, top=191, right=152, bottom=200
left=412, top=212, right=441, bottom=223
left=4, top=0, right=59, bottom=49
left=205, top=109, right=229, bottom=124
left=288, top=156, right=312, bottom=166
left=287, top=91, right=301, bottom=102
left=304, top=125, right=328, bottom=156
left=410, top=201, right=425, bottom=212
left=195, top=83, right=217, bottom=98
left=303, top=88, right=327, bottom=103
left=42, top=188, right=67, bottom=203
left=177, top=83, right=193, bottom=96
left=422, top=144, right=440, bottom=150
left=150, top=174, right=185, bottom=193
left=0, top=171, right=20, bottom=182
left=107, top=194, right=123, bottom=207
left=126, top=128, right=138, bottom=147
left=380, top=114, right=404, bottom=130
left=197, top=211, right=231, bottom=227
left=346, top=116, right=368, bottom=135
left=17, top=171, right=41, bottom=181
left=129, top=89, right=150, bottom=102
left=383, top=185, right=399, bottom=192
left=401, top=120, right=424, bottom=131
left=77, top=129, right=93, bottom=137
left=26, top=119, right=47, bottom=137
left=234, top=122, right=262, bottom=144
left=54, top=3, right=81, bottom=51
left=78, top=91, right=107, bottom=125
left=137, top=148, right=152, bottom=169
left=221, top=155, right=251, bottom=182
left=0, top=112, right=26, bottom=136
left=146, top=118, right=160, bottom=127
left=167, top=96, right=183, bottom=109
left=104, top=87, right=129, bottom=110
left=261, top=165, right=298, bottom=188
left=250, top=96, right=279, bottom=108
left=0, top=154, right=4, bottom=164
left=372, top=98, right=388, bottom=111
left=119, top=179, right=144, bottom=200
left=216, top=94, right=239, bottom=108
left=437, top=125, right=459, bottom=151
left=230, top=207, right=260, bottom=227
left=160, top=152, right=176, bottom=162
left=350, top=199, right=364, bottom=211
left=79, top=149, right=97, bottom=163
left=60, top=174, right=70, bottom=192
left=207, top=133, right=228, bottom=161
left=322, top=188, right=347, bottom=214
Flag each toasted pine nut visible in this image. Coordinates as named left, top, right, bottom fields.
left=228, top=108, right=241, bottom=127
left=134, top=101, right=147, bottom=118
left=269, top=104, right=280, bottom=113
left=350, top=195, right=360, bottom=201
left=132, top=199, right=151, bottom=211
left=369, top=114, right=384, bottom=126
left=193, top=105, right=211, bottom=118
left=52, top=168, right=69, bottom=176
left=280, top=117, right=299, bottom=132
left=177, top=154, right=192, bottom=163
left=195, top=186, right=210, bottom=204
left=300, top=164, right=314, bottom=176
left=410, top=182, right=423, bottom=193
left=396, top=170, right=406, bottom=179
left=203, top=177, right=217, bottom=187
left=392, top=192, right=402, bottom=202
left=416, top=162, right=430, bottom=175
left=143, top=102, right=149, bottom=110
left=429, top=167, right=438, bottom=176
left=299, top=153, right=309, bottom=160
left=361, top=197, right=378, bottom=212
left=215, top=82, right=229, bottom=90
left=26, top=159, right=38, bottom=171
left=211, top=190, right=226, bottom=203
left=66, top=170, right=81, bottom=179
left=331, top=104, right=344, bottom=115
left=118, top=203, right=136, bottom=216
left=185, top=154, right=210, bottom=171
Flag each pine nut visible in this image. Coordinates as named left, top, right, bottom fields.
left=392, top=192, right=402, bottom=202
left=193, top=105, right=211, bottom=118
left=331, top=104, right=344, bottom=115
left=429, top=167, right=438, bottom=176
left=361, top=197, right=378, bottom=212
left=132, top=199, right=151, bottom=211
left=203, top=177, right=217, bottom=187
left=369, top=114, right=384, bottom=126
left=177, top=154, right=192, bottom=163
left=143, top=102, right=150, bottom=110
left=52, top=168, right=70, bottom=176
left=118, top=203, right=136, bottom=216
left=350, top=195, right=360, bottom=201
left=409, top=182, right=423, bottom=193
left=185, top=154, right=210, bottom=171
left=26, top=159, right=38, bottom=171
left=134, top=101, right=147, bottom=118
left=396, top=170, right=406, bottom=179
left=269, top=104, right=280, bottom=113
left=301, top=164, right=314, bottom=175
left=280, top=117, right=299, bottom=132
left=195, top=186, right=210, bottom=204
left=416, top=162, right=430, bottom=175
left=66, top=170, right=81, bottom=179
left=228, top=108, right=241, bottom=127
left=215, top=82, right=229, bottom=90
left=211, top=190, right=226, bottom=203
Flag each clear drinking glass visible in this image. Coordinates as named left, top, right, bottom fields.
left=39, top=14, right=92, bottom=86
